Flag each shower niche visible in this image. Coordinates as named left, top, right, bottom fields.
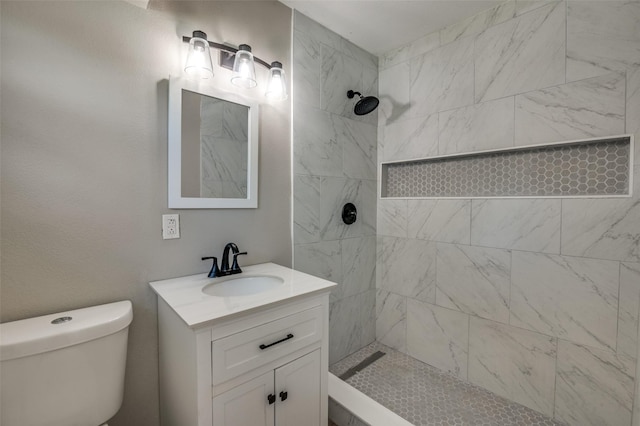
left=381, top=135, right=633, bottom=199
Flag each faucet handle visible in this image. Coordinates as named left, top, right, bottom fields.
left=202, top=256, right=220, bottom=278
left=231, top=252, right=247, bottom=273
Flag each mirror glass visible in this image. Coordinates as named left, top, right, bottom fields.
left=181, top=90, right=249, bottom=199
left=168, top=77, right=258, bottom=208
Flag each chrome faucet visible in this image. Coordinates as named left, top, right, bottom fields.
left=202, top=242, right=247, bottom=278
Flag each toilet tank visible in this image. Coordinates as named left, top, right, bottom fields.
left=0, top=300, right=133, bottom=426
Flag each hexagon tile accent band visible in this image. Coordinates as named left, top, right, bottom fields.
left=381, top=136, right=631, bottom=198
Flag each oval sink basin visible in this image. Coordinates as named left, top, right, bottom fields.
left=202, top=275, right=285, bottom=297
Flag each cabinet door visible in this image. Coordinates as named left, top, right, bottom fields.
left=212, top=371, right=275, bottom=426
left=274, top=350, right=321, bottom=426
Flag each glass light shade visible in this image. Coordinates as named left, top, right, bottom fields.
left=231, top=44, right=257, bottom=89
left=265, top=62, right=288, bottom=101
left=184, top=31, right=213, bottom=79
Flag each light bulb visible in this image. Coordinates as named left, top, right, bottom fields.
left=265, top=61, right=288, bottom=101
left=184, top=31, right=213, bottom=79
left=231, top=44, right=257, bottom=89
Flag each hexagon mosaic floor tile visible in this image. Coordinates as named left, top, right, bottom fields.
left=382, top=137, right=630, bottom=198
left=330, top=342, right=566, bottom=426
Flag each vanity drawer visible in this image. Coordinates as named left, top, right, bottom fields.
left=211, top=306, right=322, bottom=385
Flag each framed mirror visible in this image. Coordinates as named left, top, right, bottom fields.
left=168, top=77, right=259, bottom=208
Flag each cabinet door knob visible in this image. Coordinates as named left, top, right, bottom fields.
left=279, top=391, right=288, bottom=402
left=268, top=394, right=276, bottom=405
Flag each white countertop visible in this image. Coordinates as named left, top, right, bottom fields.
left=149, top=262, right=336, bottom=328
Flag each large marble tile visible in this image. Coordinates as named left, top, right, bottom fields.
left=341, top=38, right=378, bottom=72
left=321, top=44, right=364, bottom=119
left=555, top=340, right=636, bottom=426
left=628, top=67, right=640, bottom=161
left=475, top=2, right=565, bottom=102
left=380, top=113, right=438, bottom=161
left=379, top=237, right=437, bottom=303
left=561, top=167, right=640, bottom=262
left=470, top=198, right=561, bottom=253
left=339, top=236, right=376, bottom=301
left=379, top=62, right=410, bottom=126
left=515, top=0, right=560, bottom=16
left=407, top=200, right=471, bottom=244
left=438, top=97, right=515, bottom=155
left=380, top=44, right=411, bottom=71
left=510, top=251, right=619, bottom=351
left=329, top=290, right=376, bottom=364
left=376, top=236, right=384, bottom=289
left=409, top=37, right=474, bottom=118
left=407, top=299, right=469, bottom=379
left=359, top=179, right=377, bottom=237
left=376, top=290, right=407, bottom=352
left=514, top=73, right=626, bottom=146
left=468, top=317, right=557, bottom=416
left=436, top=243, right=511, bottom=323
left=293, top=10, right=341, bottom=50
left=567, top=1, right=640, bottom=82
left=293, top=175, right=321, bottom=244
left=319, top=177, right=363, bottom=241
left=380, top=31, right=440, bottom=70
left=340, top=117, right=376, bottom=180
left=293, top=103, right=342, bottom=177
left=294, top=241, right=342, bottom=301
left=440, top=0, right=515, bottom=45
left=618, top=262, right=640, bottom=358
left=377, top=199, right=407, bottom=238
left=292, top=29, right=321, bottom=109
left=405, top=31, right=442, bottom=62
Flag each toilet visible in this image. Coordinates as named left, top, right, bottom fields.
left=0, top=300, right=133, bottom=426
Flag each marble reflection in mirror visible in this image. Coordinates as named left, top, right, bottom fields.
left=181, top=90, right=249, bottom=199
left=168, top=77, right=258, bottom=209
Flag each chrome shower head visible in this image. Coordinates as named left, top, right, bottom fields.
left=347, top=90, right=379, bottom=116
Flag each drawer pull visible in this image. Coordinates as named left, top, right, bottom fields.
left=259, top=333, right=294, bottom=350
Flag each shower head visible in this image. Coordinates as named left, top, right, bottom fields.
left=347, top=90, right=379, bottom=116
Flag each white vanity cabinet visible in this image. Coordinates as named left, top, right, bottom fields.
left=151, top=263, right=335, bottom=426
left=212, top=349, right=320, bottom=426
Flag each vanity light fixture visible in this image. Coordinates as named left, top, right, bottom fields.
left=182, top=30, right=288, bottom=100
left=184, top=31, right=214, bottom=79
left=231, top=44, right=257, bottom=89
left=265, top=61, right=288, bottom=101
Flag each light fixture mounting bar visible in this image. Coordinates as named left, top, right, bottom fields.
left=182, top=36, right=271, bottom=69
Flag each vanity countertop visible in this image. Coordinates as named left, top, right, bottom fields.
left=149, top=262, right=336, bottom=329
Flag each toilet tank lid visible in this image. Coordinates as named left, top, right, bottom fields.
left=0, top=300, right=133, bottom=361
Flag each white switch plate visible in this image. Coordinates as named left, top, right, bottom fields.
left=162, top=214, right=180, bottom=239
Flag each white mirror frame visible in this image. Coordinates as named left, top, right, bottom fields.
left=168, top=77, right=259, bottom=208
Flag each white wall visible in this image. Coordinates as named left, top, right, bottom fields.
left=376, top=1, right=640, bottom=425
left=0, top=1, right=291, bottom=424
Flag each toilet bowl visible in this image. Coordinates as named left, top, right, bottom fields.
left=0, top=300, right=133, bottom=426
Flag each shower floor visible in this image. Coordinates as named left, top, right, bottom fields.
left=329, top=342, right=565, bottom=426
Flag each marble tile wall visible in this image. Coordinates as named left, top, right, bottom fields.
left=377, top=1, right=640, bottom=425
left=292, top=11, right=378, bottom=364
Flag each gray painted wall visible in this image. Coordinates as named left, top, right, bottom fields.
left=0, top=1, right=291, bottom=425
